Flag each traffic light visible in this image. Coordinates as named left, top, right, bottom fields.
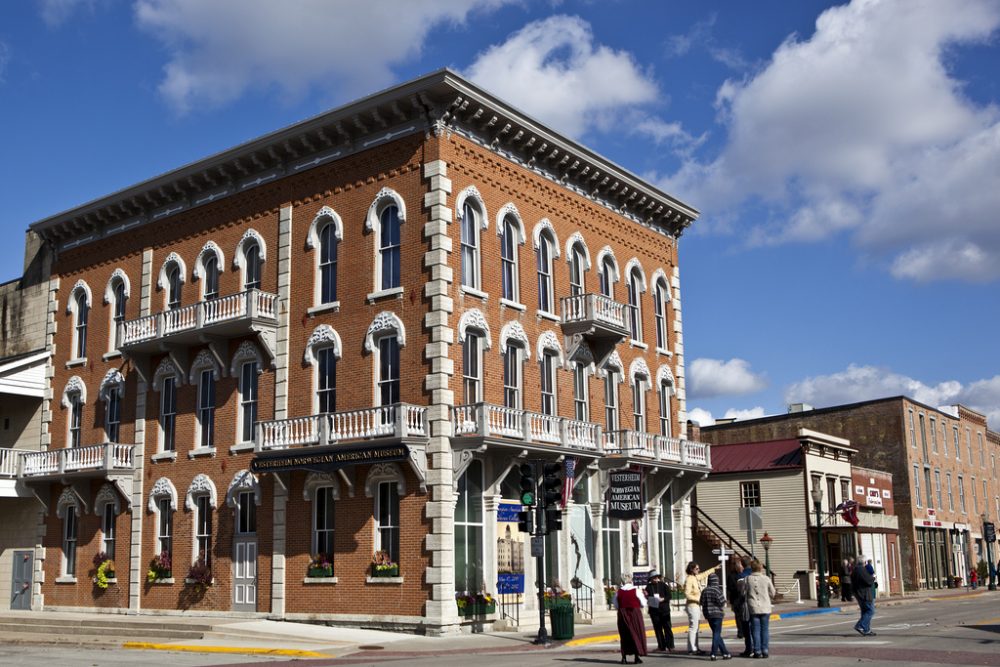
left=517, top=509, right=531, bottom=533
left=545, top=507, right=563, bottom=532
left=518, top=462, right=536, bottom=506
left=542, top=462, right=562, bottom=508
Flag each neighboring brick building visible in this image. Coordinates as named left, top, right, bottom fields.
left=851, top=465, right=902, bottom=596
left=701, top=397, right=999, bottom=590
left=13, top=70, right=711, bottom=630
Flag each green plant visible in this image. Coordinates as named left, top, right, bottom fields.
left=371, top=550, right=399, bottom=577
left=977, top=559, right=988, bottom=581
left=186, top=556, right=212, bottom=591
left=95, top=558, right=115, bottom=589
left=147, top=551, right=172, bottom=582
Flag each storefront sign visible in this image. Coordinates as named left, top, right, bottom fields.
left=866, top=487, right=883, bottom=507
left=250, top=444, right=410, bottom=473
left=607, top=470, right=643, bottom=519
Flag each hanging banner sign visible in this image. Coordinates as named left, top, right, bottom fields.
left=250, top=444, right=409, bottom=474
left=607, top=470, right=644, bottom=519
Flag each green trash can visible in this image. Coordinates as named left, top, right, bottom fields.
left=550, top=604, right=575, bottom=640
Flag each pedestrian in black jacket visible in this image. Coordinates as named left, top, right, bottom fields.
left=851, top=555, right=877, bottom=636
left=644, top=572, right=674, bottom=652
left=700, top=573, right=731, bottom=660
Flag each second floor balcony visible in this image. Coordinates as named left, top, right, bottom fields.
left=0, top=448, right=18, bottom=479
left=603, top=429, right=712, bottom=470
left=452, top=402, right=604, bottom=454
left=18, top=443, right=135, bottom=481
left=809, top=509, right=899, bottom=531
left=256, top=403, right=428, bottom=451
left=120, top=289, right=279, bottom=354
left=560, top=293, right=629, bottom=368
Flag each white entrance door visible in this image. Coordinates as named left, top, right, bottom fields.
left=232, top=491, right=257, bottom=612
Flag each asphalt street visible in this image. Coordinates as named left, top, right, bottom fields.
left=0, top=592, right=997, bottom=666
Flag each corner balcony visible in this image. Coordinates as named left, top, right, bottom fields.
left=18, top=443, right=135, bottom=481
left=0, top=448, right=17, bottom=479
left=602, top=430, right=712, bottom=470
left=560, top=293, right=629, bottom=367
left=452, top=403, right=604, bottom=457
left=120, top=289, right=279, bottom=356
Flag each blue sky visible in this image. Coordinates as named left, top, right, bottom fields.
left=2, top=0, right=999, bottom=427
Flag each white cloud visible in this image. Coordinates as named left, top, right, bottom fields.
left=132, top=0, right=513, bottom=114
left=687, top=407, right=715, bottom=427
left=687, top=405, right=767, bottom=427
left=784, top=364, right=1000, bottom=427
left=465, top=15, right=680, bottom=142
left=688, top=357, right=767, bottom=399
left=665, top=0, right=1000, bottom=282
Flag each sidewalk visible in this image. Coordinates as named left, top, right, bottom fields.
left=2, top=586, right=992, bottom=659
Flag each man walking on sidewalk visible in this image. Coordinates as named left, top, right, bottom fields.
left=851, top=554, right=877, bottom=637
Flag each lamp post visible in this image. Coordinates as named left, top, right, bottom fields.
left=760, top=532, right=774, bottom=579
left=811, top=486, right=830, bottom=607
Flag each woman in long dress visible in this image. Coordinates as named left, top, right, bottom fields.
left=613, top=573, right=648, bottom=664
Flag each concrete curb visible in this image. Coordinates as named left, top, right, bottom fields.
left=122, top=642, right=335, bottom=658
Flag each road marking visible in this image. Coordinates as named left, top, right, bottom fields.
left=772, top=640, right=890, bottom=646
left=121, top=642, right=334, bottom=658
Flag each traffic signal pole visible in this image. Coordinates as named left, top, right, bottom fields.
left=532, top=460, right=550, bottom=645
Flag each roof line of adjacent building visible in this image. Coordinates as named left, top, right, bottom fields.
left=701, top=395, right=989, bottom=431
left=29, top=68, right=699, bottom=253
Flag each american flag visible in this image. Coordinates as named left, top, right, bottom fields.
left=561, top=458, right=577, bottom=509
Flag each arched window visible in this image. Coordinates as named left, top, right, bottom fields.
left=190, top=350, right=221, bottom=450
left=365, top=312, right=405, bottom=408
left=167, top=263, right=182, bottom=310
left=304, top=472, right=340, bottom=567
left=500, top=321, right=530, bottom=412
left=95, top=484, right=118, bottom=561
left=57, top=488, right=82, bottom=577
left=243, top=242, right=262, bottom=290
left=536, top=230, right=555, bottom=313
left=105, top=271, right=129, bottom=351
left=603, top=354, right=623, bottom=433
left=653, top=277, right=669, bottom=351
left=153, top=358, right=180, bottom=453
left=366, top=189, right=406, bottom=294
left=657, top=365, right=675, bottom=438
left=68, top=281, right=92, bottom=360
left=231, top=342, right=263, bottom=445
left=305, top=325, right=342, bottom=414
left=203, top=254, right=219, bottom=300
left=319, top=221, right=339, bottom=304
left=627, top=267, right=644, bottom=342
left=148, top=477, right=177, bottom=563
left=500, top=215, right=521, bottom=303
left=569, top=242, right=587, bottom=296
left=186, top=475, right=218, bottom=566
left=458, top=309, right=491, bottom=404
left=537, top=331, right=563, bottom=419
left=460, top=200, right=481, bottom=290
left=100, top=369, right=125, bottom=444
left=630, top=358, right=651, bottom=432
left=366, top=463, right=405, bottom=566
left=62, top=376, right=86, bottom=449
left=597, top=247, right=619, bottom=299
left=573, top=362, right=590, bottom=422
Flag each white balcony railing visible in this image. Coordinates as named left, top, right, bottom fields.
left=257, top=403, right=428, bottom=451
left=560, top=293, right=628, bottom=331
left=809, top=510, right=899, bottom=531
left=604, top=430, right=712, bottom=468
left=19, top=443, right=134, bottom=478
left=453, top=403, right=604, bottom=452
left=121, top=289, right=278, bottom=346
left=0, top=448, right=19, bottom=478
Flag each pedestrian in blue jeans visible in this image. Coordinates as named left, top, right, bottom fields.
left=699, top=573, right=731, bottom=660
left=745, top=559, right=775, bottom=658
left=851, top=555, right=877, bottom=636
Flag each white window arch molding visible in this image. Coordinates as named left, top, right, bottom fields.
left=457, top=309, right=493, bottom=349
left=532, top=218, right=561, bottom=258
left=193, top=241, right=225, bottom=290
left=364, top=311, right=406, bottom=353
left=234, top=229, right=266, bottom=290
left=185, top=474, right=218, bottom=512
left=99, top=369, right=125, bottom=401
left=366, top=188, right=407, bottom=295
left=456, top=186, right=489, bottom=230
left=303, top=471, right=344, bottom=501
left=565, top=232, right=592, bottom=270
left=103, top=269, right=131, bottom=305
left=93, top=483, right=121, bottom=516
left=226, top=469, right=261, bottom=508
left=630, top=357, right=652, bottom=391
left=188, top=348, right=223, bottom=384
left=602, top=350, right=625, bottom=380
left=625, top=258, right=648, bottom=293
left=495, top=203, right=526, bottom=243
left=499, top=321, right=531, bottom=360
left=67, top=280, right=92, bottom=361
left=230, top=340, right=264, bottom=377
left=152, top=357, right=183, bottom=391
left=536, top=330, right=565, bottom=368
left=147, top=477, right=178, bottom=513
left=57, top=486, right=87, bottom=519
left=657, top=364, right=676, bottom=395
left=596, top=245, right=620, bottom=285
left=157, top=253, right=187, bottom=291
left=62, top=375, right=87, bottom=408
left=303, top=324, right=343, bottom=366
left=364, top=462, right=406, bottom=498
left=67, top=279, right=93, bottom=315
left=650, top=268, right=671, bottom=300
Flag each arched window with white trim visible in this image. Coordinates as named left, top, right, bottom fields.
left=537, top=331, right=564, bottom=418
left=95, top=484, right=119, bottom=561
left=186, top=474, right=217, bottom=566
left=62, top=376, right=86, bottom=449
left=100, top=369, right=125, bottom=444
left=305, top=325, right=342, bottom=414
left=626, top=263, right=646, bottom=342
left=67, top=281, right=92, bottom=361
left=498, top=208, right=525, bottom=304
left=365, top=313, right=405, bottom=409
left=232, top=342, right=263, bottom=445
left=458, top=310, right=491, bottom=404
left=653, top=274, right=670, bottom=352
left=319, top=218, right=339, bottom=304
left=152, top=358, right=180, bottom=453
left=500, top=321, right=530, bottom=411
left=573, top=362, right=590, bottom=422
left=597, top=247, right=619, bottom=299
left=157, top=254, right=187, bottom=311
left=536, top=228, right=556, bottom=314
left=603, top=355, right=623, bottom=433
left=57, top=488, right=82, bottom=578
left=148, top=477, right=177, bottom=563
left=304, top=472, right=340, bottom=566
left=630, top=359, right=651, bottom=432
left=234, top=230, right=266, bottom=292
left=105, top=271, right=129, bottom=351
left=460, top=199, right=482, bottom=290
left=366, top=464, right=405, bottom=566
left=366, top=190, right=406, bottom=293
left=194, top=242, right=224, bottom=301
left=568, top=240, right=589, bottom=296
left=658, top=366, right=675, bottom=438
left=189, top=350, right=221, bottom=450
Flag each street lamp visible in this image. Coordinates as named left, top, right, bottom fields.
left=811, top=485, right=830, bottom=607
left=760, top=532, right=774, bottom=579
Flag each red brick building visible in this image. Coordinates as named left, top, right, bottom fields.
left=16, top=70, right=711, bottom=630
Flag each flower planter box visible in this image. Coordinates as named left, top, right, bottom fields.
left=458, top=602, right=496, bottom=616
left=308, top=566, right=334, bottom=579
left=371, top=565, right=400, bottom=578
